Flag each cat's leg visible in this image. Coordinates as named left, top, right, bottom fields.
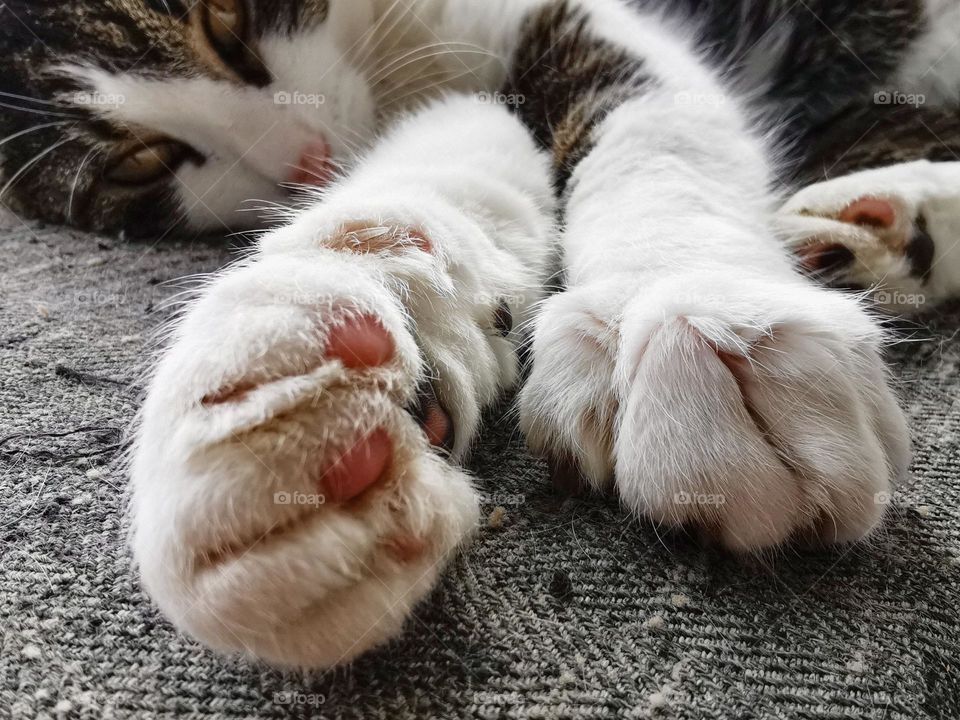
left=778, top=160, right=960, bottom=312
left=130, top=96, right=555, bottom=668
left=516, top=5, right=911, bottom=551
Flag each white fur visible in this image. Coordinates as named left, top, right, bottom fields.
left=897, top=0, right=960, bottom=105
left=60, top=0, right=547, bottom=229
left=779, top=160, right=960, bottom=311
left=130, top=96, right=554, bottom=667
left=517, top=4, right=911, bottom=550
left=126, top=0, right=954, bottom=669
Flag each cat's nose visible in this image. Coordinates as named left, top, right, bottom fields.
left=287, top=138, right=332, bottom=186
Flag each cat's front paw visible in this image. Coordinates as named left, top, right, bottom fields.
left=130, top=241, right=484, bottom=668
left=779, top=160, right=960, bottom=312
left=519, top=274, right=910, bottom=551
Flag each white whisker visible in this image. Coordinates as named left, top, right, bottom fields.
left=67, top=145, right=101, bottom=222
left=366, top=43, right=495, bottom=85
left=0, top=120, right=73, bottom=149
left=0, top=99, right=81, bottom=119
left=0, top=137, right=73, bottom=201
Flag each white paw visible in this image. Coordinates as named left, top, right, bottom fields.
left=519, top=273, right=911, bottom=551
left=778, top=160, right=960, bottom=312
left=130, top=209, right=525, bottom=668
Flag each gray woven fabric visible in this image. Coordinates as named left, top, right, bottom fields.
left=1, top=208, right=958, bottom=720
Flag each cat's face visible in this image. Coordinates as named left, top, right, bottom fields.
left=0, top=0, right=383, bottom=236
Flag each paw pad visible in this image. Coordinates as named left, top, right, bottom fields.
left=325, top=315, right=394, bottom=369
left=201, top=314, right=394, bottom=406
left=321, top=428, right=393, bottom=504
left=328, top=222, right=432, bottom=255
left=837, top=196, right=897, bottom=229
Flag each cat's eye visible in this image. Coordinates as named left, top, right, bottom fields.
left=202, top=0, right=247, bottom=49
left=104, top=140, right=192, bottom=185
left=195, top=0, right=271, bottom=87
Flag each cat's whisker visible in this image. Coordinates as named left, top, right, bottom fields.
left=328, top=129, right=367, bottom=154
left=237, top=198, right=297, bottom=226
left=377, top=68, right=464, bottom=101
left=0, top=137, right=73, bottom=202
left=0, top=99, right=82, bottom=119
left=0, top=120, right=73, bottom=149
left=66, top=145, right=101, bottom=222
left=0, top=89, right=74, bottom=108
left=377, top=66, right=488, bottom=109
left=365, top=43, right=496, bottom=86
left=355, top=0, right=416, bottom=74
left=366, top=44, right=496, bottom=87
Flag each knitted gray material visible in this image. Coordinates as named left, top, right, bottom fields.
left=2, top=210, right=958, bottom=719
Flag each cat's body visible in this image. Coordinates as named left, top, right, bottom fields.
left=3, top=0, right=956, bottom=231
left=3, top=0, right=960, bottom=668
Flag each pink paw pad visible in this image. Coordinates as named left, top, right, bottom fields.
left=321, top=428, right=393, bottom=504
left=838, top=196, right=897, bottom=229
left=330, top=223, right=432, bottom=255
left=325, top=315, right=395, bottom=369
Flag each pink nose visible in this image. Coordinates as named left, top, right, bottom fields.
left=288, top=139, right=332, bottom=186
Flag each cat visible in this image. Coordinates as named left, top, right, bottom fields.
left=2, top=0, right=960, bottom=669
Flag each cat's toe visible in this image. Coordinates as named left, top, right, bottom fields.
left=612, top=275, right=910, bottom=551
left=778, top=161, right=960, bottom=312
left=518, top=284, right=621, bottom=493
left=786, top=193, right=930, bottom=303
left=130, top=253, right=479, bottom=668
left=521, top=274, right=910, bottom=553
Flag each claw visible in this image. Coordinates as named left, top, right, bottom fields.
left=546, top=452, right=588, bottom=497
left=408, top=382, right=455, bottom=454
left=493, top=300, right=514, bottom=337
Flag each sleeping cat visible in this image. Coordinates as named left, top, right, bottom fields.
left=2, top=0, right=960, bottom=669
